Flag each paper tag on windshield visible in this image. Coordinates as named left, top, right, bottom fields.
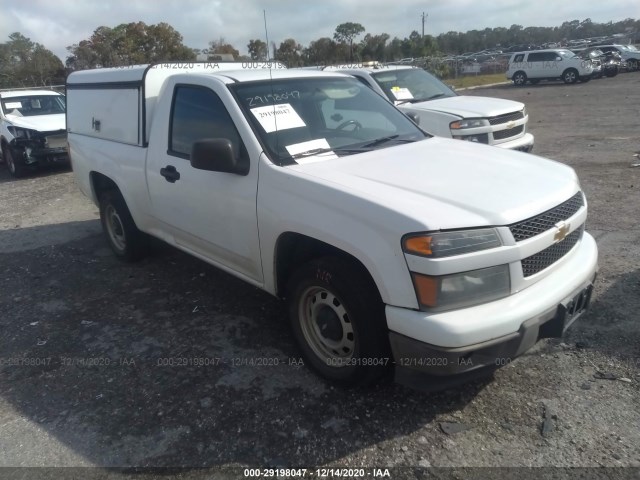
left=4, top=102, right=22, bottom=109
left=286, top=138, right=337, bottom=164
left=390, top=87, right=414, bottom=100
left=251, top=103, right=306, bottom=133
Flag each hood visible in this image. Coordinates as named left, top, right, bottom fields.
left=288, top=138, right=579, bottom=231
left=5, top=113, right=66, bottom=133
left=409, top=95, right=524, bottom=119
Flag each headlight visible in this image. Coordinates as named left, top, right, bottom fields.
left=7, top=126, right=35, bottom=139
left=403, top=228, right=502, bottom=258
left=411, top=265, right=511, bottom=310
left=450, top=118, right=489, bottom=129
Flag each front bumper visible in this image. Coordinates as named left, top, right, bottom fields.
left=493, top=132, right=534, bottom=152
left=387, top=232, right=598, bottom=389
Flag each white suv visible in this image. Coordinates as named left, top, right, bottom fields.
left=0, top=89, right=68, bottom=177
left=506, top=49, right=594, bottom=86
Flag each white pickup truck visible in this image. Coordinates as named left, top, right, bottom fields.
left=67, top=63, right=597, bottom=389
left=320, top=64, right=534, bottom=152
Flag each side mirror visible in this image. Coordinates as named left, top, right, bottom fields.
left=405, top=112, right=420, bottom=125
left=190, top=138, right=248, bottom=175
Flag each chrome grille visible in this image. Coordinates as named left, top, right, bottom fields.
left=493, top=125, right=524, bottom=140
left=509, top=192, right=584, bottom=242
left=521, top=226, right=583, bottom=277
left=488, top=110, right=524, bottom=125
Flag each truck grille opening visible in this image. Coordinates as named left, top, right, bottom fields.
left=493, top=125, right=524, bottom=140
left=509, top=192, right=584, bottom=242
left=521, top=226, right=584, bottom=277
left=488, top=110, right=524, bottom=125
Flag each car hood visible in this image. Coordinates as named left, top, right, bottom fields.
left=288, top=138, right=579, bottom=231
left=5, top=113, right=66, bottom=132
left=408, top=95, right=524, bottom=118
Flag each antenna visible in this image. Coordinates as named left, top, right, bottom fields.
left=264, top=10, right=271, bottom=62
left=263, top=10, right=281, bottom=159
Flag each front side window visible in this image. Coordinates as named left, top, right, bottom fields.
left=1, top=95, right=65, bottom=116
left=169, top=85, right=245, bottom=160
left=230, top=76, right=427, bottom=166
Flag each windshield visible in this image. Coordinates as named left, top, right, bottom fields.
left=230, top=77, right=428, bottom=165
left=371, top=68, right=456, bottom=104
left=1, top=94, right=66, bottom=117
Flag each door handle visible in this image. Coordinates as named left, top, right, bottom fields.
left=160, top=165, right=180, bottom=183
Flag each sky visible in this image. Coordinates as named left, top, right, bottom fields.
left=1, top=0, right=638, bottom=62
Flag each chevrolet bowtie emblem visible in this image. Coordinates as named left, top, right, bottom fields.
left=554, top=221, right=570, bottom=242
left=505, top=120, right=516, bottom=129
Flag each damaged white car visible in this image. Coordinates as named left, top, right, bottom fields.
left=0, top=89, right=68, bottom=177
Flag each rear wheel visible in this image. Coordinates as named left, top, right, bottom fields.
left=99, top=190, right=149, bottom=262
left=286, top=256, right=390, bottom=386
left=562, top=69, right=579, bottom=84
left=512, top=71, right=527, bottom=87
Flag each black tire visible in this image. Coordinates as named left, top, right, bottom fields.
left=99, top=190, right=149, bottom=262
left=512, top=71, right=527, bottom=87
left=2, top=145, right=26, bottom=178
left=528, top=79, right=540, bottom=85
left=286, top=256, right=390, bottom=386
left=605, top=68, right=618, bottom=77
left=562, top=68, right=578, bottom=84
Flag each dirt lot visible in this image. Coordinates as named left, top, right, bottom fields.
left=0, top=72, right=638, bottom=478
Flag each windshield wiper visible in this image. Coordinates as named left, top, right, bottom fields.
left=290, top=146, right=364, bottom=159
left=397, top=93, right=449, bottom=105
left=360, top=135, right=419, bottom=149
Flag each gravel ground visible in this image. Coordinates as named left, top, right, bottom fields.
left=0, top=72, right=638, bottom=478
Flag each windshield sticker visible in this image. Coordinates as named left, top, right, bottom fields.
left=286, top=138, right=337, bottom=164
left=390, top=87, right=414, bottom=100
left=250, top=103, right=306, bottom=133
left=4, top=102, right=22, bottom=109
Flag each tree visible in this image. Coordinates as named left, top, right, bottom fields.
left=275, top=38, right=303, bottom=67
left=303, top=37, right=338, bottom=65
left=333, top=22, right=365, bottom=61
left=206, top=37, right=239, bottom=59
left=66, top=22, right=195, bottom=69
left=247, top=39, right=268, bottom=61
left=360, top=33, right=389, bottom=61
left=0, top=32, right=65, bottom=88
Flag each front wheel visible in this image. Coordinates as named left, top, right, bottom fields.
left=563, top=69, right=578, bottom=84
left=286, top=256, right=391, bottom=386
left=99, top=190, right=149, bottom=262
left=2, top=145, right=26, bottom=178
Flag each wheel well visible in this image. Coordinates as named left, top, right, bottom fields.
left=90, top=171, right=119, bottom=202
left=563, top=68, right=578, bottom=75
left=274, top=232, right=378, bottom=299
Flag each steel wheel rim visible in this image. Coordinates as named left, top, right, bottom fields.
left=105, top=205, right=126, bottom=251
left=298, top=286, right=355, bottom=364
left=514, top=74, right=525, bottom=85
